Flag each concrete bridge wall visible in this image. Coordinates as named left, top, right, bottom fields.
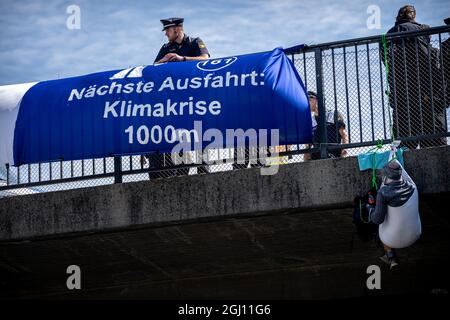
left=0, top=146, right=448, bottom=241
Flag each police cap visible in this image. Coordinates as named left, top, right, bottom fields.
left=160, top=17, right=184, bottom=31
left=308, top=91, right=317, bottom=99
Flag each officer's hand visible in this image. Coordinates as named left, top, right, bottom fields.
left=156, top=55, right=169, bottom=63
left=156, top=54, right=171, bottom=63
left=164, top=53, right=184, bottom=62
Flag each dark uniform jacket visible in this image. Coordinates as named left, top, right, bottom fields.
left=371, top=179, right=414, bottom=225
left=443, top=37, right=450, bottom=104
left=154, top=35, right=210, bottom=63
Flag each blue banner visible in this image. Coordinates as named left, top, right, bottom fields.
left=12, top=47, right=312, bottom=166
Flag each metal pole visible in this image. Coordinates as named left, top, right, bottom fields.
left=113, top=156, right=122, bottom=183
left=314, top=47, right=328, bottom=159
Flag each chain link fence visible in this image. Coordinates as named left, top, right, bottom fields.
left=1, top=26, right=449, bottom=197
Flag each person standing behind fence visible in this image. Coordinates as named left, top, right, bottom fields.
left=442, top=17, right=450, bottom=107
left=386, top=5, right=447, bottom=149
left=304, top=91, right=349, bottom=160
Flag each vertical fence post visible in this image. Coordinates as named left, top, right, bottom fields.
left=113, top=156, right=122, bottom=183
left=314, top=47, right=328, bottom=159
left=5, top=163, right=9, bottom=186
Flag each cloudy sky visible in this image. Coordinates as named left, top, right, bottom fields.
left=0, top=0, right=449, bottom=85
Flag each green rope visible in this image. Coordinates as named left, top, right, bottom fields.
left=355, top=35, right=399, bottom=195
left=367, top=139, right=384, bottom=154
left=369, top=139, right=384, bottom=190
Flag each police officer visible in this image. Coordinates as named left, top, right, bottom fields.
left=144, top=18, right=210, bottom=177
left=154, top=17, right=210, bottom=63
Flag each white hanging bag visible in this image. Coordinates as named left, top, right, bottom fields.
left=378, top=146, right=422, bottom=249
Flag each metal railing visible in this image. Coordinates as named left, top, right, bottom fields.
left=1, top=25, right=449, bottom=197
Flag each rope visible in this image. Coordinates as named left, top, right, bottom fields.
left=367, top=139, right=384, bottom=190
left=360, top=34, right=400, bottom=190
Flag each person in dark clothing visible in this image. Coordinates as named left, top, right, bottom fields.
left=304, top=91, right=349, bottom=160
left=154, top=17, right=210, bottom=64
left=370, top=160, right=415, bottom=269
left=442, top=17, right=450, bottom=107
left=385, top=5, right=447, bottom=149
left=142, top=18, right=211, bottom=178
left=140, top=151, right=186, bottom=179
